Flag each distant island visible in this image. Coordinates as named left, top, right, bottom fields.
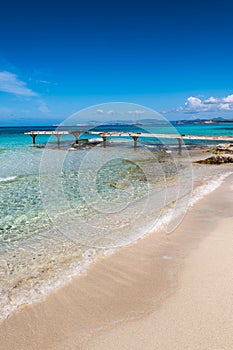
left=172, top=117, right=233, bottom=125
left=74, top=117, right=233, bottom=127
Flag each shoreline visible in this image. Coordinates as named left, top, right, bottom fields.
left=0, top=163, right=231, bottom=322
left=87, top=187, right=233, bottom=349
left=0, top=173, right=233, bottom=349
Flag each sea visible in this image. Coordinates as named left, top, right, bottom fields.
left=0, top=123, right=233, bottom=320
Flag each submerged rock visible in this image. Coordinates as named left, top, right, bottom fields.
left=110, top=182, right=130, bottom=189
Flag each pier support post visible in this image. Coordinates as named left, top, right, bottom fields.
left=72, top=132, right=79, bottom=144
left=30, top=134, right=37, bottom=144
left=132, top=136, right=138, bottom=148
left=177, top=138, right=183, bottom=155
left=56, top=134, right=61, bottom=146
left=102, top=135, right=107, bottom=147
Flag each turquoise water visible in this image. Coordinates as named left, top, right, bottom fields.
left=0, top=124, right=233, bottom=320
left=79, top=122, right=233, bottom=147
left=1, top=123, right=233, bottom=150
left=176, top=122, right=233, bottom=137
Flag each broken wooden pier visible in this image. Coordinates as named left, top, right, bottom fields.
left=25, top=130, right=233, bottom=154
left=24, top=130, right=80, bottom=145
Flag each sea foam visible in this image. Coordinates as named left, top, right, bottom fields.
left=0, top=176, right=17, bottom=183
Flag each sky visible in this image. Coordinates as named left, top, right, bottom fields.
left=0, top=0, right=233, bottom=125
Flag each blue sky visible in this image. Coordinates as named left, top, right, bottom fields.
left=0, top=0, right=233, bottom=125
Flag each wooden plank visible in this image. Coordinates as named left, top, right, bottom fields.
left=24, top=130, right=233, bottom=143
left=87, top=131, right=233, bottom=141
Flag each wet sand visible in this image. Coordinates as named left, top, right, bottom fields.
left=0, top=174, right=233, bottom=350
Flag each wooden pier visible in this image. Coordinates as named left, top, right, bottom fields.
left=25, top=130, right=233, bottom=154
left=24, top=130, right=80, bottom=145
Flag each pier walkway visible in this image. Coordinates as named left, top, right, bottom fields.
left=24, top=130, right=80, bottom=145
left=25, top=130, right=233, bottom=153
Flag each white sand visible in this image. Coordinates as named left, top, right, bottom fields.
left=0, top=174, right=233, bottom=350
left=88, top=216, right=233, bottom=350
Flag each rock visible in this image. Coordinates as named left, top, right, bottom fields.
left=196, top=155, right=233, bottom=165
left=216, top=143, right=233, bottom=153
left=71, top=143, right=80, bottom=148
left=207, top=143, right=233, bottom=155
left=110, top=182, right=130, bottom=189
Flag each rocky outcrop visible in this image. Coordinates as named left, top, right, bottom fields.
left=196, top=143, right=233, bottom=164
left=207, top=143, right=233, bottom=154
left=196, top=155, right=233, bottom=165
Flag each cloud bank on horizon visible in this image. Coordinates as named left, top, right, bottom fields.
left=0, top=69, right=233, bottom=125
left=160, top=94, right=233, bottom=117
left=180, top=94, right=233, bottom=114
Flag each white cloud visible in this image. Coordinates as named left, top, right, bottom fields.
left=180, top=94, right=233, bottom=113
left=0, top=71, right=37, bottom=97
left=97, top=109, right=114, bottom=115
left=203, top=96, right=219, bottom=104
left=219, top=103, right=231, bottom=110
left=127, top=109, right=145, bottom=115
left=222, top=94, right=233, bottom=103
left=36, top=79, right=58, bottom=86
left=37, top=80, right=51, bottom=84
left=185, top=97, right=205, bottom=113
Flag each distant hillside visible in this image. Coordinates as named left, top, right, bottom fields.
left=172, top=117, right=233, bottom=125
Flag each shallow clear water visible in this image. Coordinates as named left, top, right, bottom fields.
left=0, top=125, right=233, bottom=320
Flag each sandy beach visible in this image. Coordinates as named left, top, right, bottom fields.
left=0, top=173, right=233, bottom=350
left=1, top=0, right=233, bottom=347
